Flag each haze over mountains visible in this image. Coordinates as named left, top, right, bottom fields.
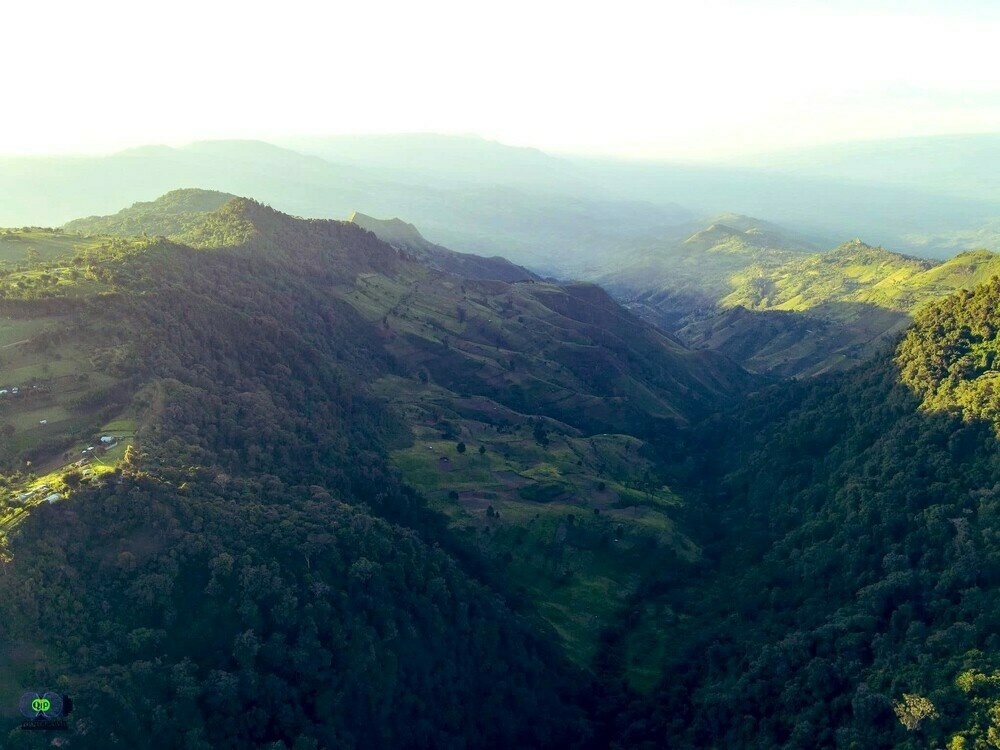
left=16, top=131, right=1000, bottom=382
left=7, top=132, right=1000, bottom=274
left=65, top=187, right=1000, bottom=380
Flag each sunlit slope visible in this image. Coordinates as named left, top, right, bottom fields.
left=611, top=221, right=1000, bottom=377
left=0, top=229, right=105, bottom=267
left=597, top=216, right=817, bottom=324
left=896, top=275, right=1000, bottom=426
left=64, top=188, right=236, bottom=237
left=722, top=241, right=1000, bottom=315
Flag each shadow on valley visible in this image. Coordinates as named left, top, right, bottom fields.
left=602, top=292, right=1000, bottom=748
left=668, top=302, right=912, bottom=379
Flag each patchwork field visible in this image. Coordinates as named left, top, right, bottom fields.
left=378, top=374, right=696, bottom=684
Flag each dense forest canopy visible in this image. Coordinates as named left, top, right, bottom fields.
left=1, top=195, right=1000, bottom=747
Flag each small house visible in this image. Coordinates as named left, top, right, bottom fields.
left=100, top=436, right=114, bottom=443
left=43, top=492, right=62, bottom=504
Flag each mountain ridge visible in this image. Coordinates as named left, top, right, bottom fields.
left=5, top=187, right=1000, bottom=746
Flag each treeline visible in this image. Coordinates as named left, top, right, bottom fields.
left=896, top=275, right=1000, bottom=426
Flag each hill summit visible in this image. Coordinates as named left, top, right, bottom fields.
left=348, top=211, right=425, bottom=246
left=65, top=188, right=237, bottom=237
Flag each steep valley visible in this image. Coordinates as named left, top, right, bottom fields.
left=3, top=193, right=1000, bottom=747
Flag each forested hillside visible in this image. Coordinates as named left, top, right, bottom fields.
left=0, top=212, right=606, bottom=748
left=7, top=191, right=1000, bottom=748
left=607, top=277, right=1000, bottom=748
left=0, top=197, right=754, bottom=747
left=65, top=189, right=237, bottom=237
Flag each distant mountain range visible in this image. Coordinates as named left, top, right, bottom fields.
left=1, top=139, right=693, bottom=275
left=736, top=132, right=1000, bottom=204
left=6, top=132, right=1000, bottom=276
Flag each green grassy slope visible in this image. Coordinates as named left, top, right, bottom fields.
left=377, top=374, right=695, bottom=668
left=612, top=222, right=1000, bottom=377
left=0, top=229, right=105, bottom=267
left=598, top=216, right=817, bottom=326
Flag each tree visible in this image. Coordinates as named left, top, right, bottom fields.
left=123, top=444, right=139, bottom=469
left=894, top=693, right=938, bottom=731
left=456, top=442, right=466, bottom=454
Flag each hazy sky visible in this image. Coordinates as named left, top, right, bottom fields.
left=3, top=0, right=998, bottom=159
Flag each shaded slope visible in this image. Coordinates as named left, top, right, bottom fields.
left=348, top=210, right=539, bottom=282
left=170, top=198, right=754, bottom=432
left=612, top=277, right=1000, bottom=748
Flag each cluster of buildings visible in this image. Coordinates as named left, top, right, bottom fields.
left=15, top=484, right=61, bottom=504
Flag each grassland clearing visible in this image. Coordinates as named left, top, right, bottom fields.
left=381, top=372, right=697, bottom=677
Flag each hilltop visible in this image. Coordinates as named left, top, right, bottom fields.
left=64, top=191, right=538, bottom=283
left=65, top=188, right=237, bottom=237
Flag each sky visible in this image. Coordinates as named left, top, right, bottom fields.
left=2, top=0, right=999, bottom=159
